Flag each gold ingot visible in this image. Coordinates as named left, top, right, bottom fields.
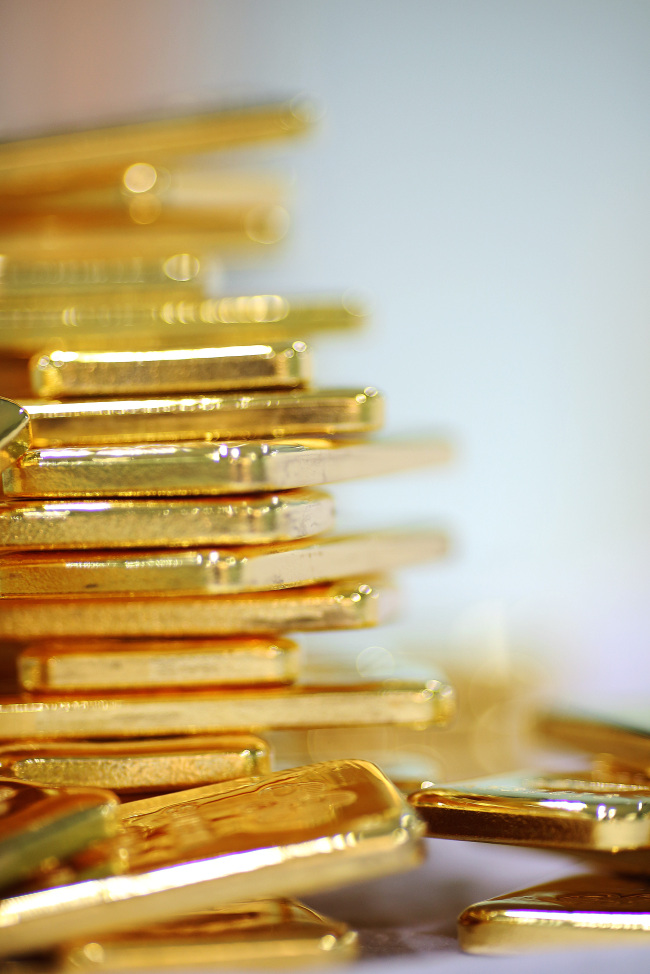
left=538, top=707, right=650, bottom=775
left=0, top=397, right=31, bottom=473
left=458, top=874, right=650, bottom=954
left=0, top=98, right=314, bottom=198
left=20, top=387, right=383, bottom=447
left=3, top=436, right=451, bottom=498
left=0, top=760, right=424, bottom=957
left=18, top=636, right=299, bottom=691
left=0, top=777, right=118, bottom=892
left=0, top=528, right=446, bottom=598
left=0, top=736, right=270, bottom=792
left=60, top=899, right=358, bottom=970
left=29, top=342, right=311, bottom=398
left=0, top=489, right=335, bottom=550
left=0, top=253, right=206, bottom=291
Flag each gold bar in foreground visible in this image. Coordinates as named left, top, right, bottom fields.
left=459, top=874, right=650, bottom=954
left=0, top=489, right=335, bottom=550
left=0, top=397, right=31, bottom=473
left=3, top=436, right=451, bottom=498
left=0, top=736, right=270, bottom=792
left=30, top=341, right=311, bottom=398
left=18, top=636, right=299, bottom=691
left=0, top=678, right=454, bottom=739
left=0, top=760, right=424, bottom=957
left=0, top=529, right=446, bottom=598
left=21, top=387, right=383, bottom=447
left=537, top=707, right=650, bottom=775
left=61, top=899, right=358, bottom=970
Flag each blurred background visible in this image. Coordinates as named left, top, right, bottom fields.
left=1, top=0, right=649, bottom=697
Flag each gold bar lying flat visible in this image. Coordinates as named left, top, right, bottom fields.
left=30, top=342, right=311, bottom=398
left=0, top=98, right=313, bottom=197
left=0, top=489, right=335, bottom=550
left=0, top=397, right=31, bottom=473
left=0, top=736, right=270, bottom=792
left=18, top=636, right=299, bottom=691
left=21, top=387, right=382, bottom=447
left=0, top=253, right=206, bottom=290
left=459, top=874, right=650, bottom=954
left=0, top=294, right=364, bottom=355
left=61, top=900, right=358, bottom=970
left=0, top=679, right=454, bottom=739
left=0, top=578, right=396, bottom=639
left=0, top=760, right=424, bottom=956
left=3, top=436, right=451, bottom=498
left=538, top=707, right=650, bottom=775
left=0, top=529, right=445, bottom=598
left=409, top=768, right=650, bottom=852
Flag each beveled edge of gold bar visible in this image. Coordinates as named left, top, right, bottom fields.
left=0, top=397, right=31, bottom=473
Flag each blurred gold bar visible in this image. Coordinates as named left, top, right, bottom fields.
left=60, top=900, right=358, bottom=970
left=0, top=397, right=31, bottom=473
left=0, top=489, right=335, bottom=550
left=0, top=528, right=446, bottom=597
left=0, top=293, right=364, bottom=355
left=0, top=679, right=454, bottom=739
left=0, top=252, right=207, bottom=291
left=458, top=874, right=650, bottom=954
left=0, top=736, right=271, bottom=792
left=30, top=341, right=311, bottom=398
left=0, top=578, right=397, bottom=639
left=18, top=636, right=299, bottom=691
left=3, top=436, right=451, bottom=498
left=537, top=707, right=650, bottom=774
left=0, top=98, right=314, bottom=198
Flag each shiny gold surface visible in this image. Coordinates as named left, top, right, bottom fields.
left=0, top=397, right=31, bottom=473
left=0, top=253, right=206, bottom=291
left=0, top=489, right=335, bottom=550
left=0, top=528, right=446, bottom=597
left=0, top=678, right=454, bottom=739
left=21, top=387, right=383, bottom=447
left=30, top=341, right=311, bottom=398
left=18, top=636, right=299, bottom=690
left=410, top=768, right=650, bottom=852
left=0, top=760, right=424, bottom=956
left=0, top=736, right=270, bottom=792
left=3, top=436, right=451, bottom=498
left=458, top=874, right=650, bottom=954
left=0, top=294, right=364, bottom=355
left=0, top=98, right=313, bottom=197
left=538, top=707, right=650, bottom=775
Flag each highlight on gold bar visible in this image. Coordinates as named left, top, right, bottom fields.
left=0, top=736, right=271, bottom=792
left=0, top=397, right=31, bottom=473
left=0, top=760, right=424, bottom=957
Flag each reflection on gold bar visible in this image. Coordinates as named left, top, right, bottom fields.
left=459, top=874, right=650, bottom=954
left=0, top=397, right=31, bottom=473
left=0, top=253, right=207, bottom=291
left=0, top=736, right=271, bottom=792
left=0, top=489, right=335, bottom=550
left=0, top=760, right=424, bottom=957
left=30, top=341, right=311, bottom=398
left=18, top=636, right=299, bottom=691
left=0, top=529, right=445, bottom=598
left=3, top=436, right=450, bottom=498
left=537, top=707, right=650, bottom=775
left=61, top=899, right=358, bottom=970
left=0, top=98, right=314, bottom=198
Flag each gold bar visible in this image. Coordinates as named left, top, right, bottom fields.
left=458, top=874, right=650, bottom=954
left=0, top=528, right=446, bottom=597
left=0, top=736, right=271, bottom=792
left=30, top=342, right=311, bottom=398
left=21, top=387, right=383, bottom=447
left=0, top=98, right=314, bottom=198
left=18, top=636, right=299, bottom=691
left=0, top=760, right=424, bottom=957
left=537, top=707, right=650, bottom=774
left=0, top=398, right=31, bottom=473
left=3, top=436, right=451, bottom=498
left=0, top=294, right=364, bottom=356
left=0, top=489, right=335, bottom=550
left=61, top=900, right=358, bottom=970
left=0, top=253, right=207, bottom=291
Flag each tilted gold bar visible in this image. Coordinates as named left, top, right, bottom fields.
left=0, top=489, right=335, bottom=550
left=0, top=397, right=31, bottom=473
left=18, top=636, right=299, bottom=691
left=30, top=341, right=311, bottom=398
left=3, top=436, right=451, bottom=498
left=0, top=760, right=424, bottom=956
left=0, top=528, right=446, bottom=598
left=0, top=679, right=454, bottom=739
left=0, top=736, right=271, bottom=792
left=537, top=707, right=650, bottom=775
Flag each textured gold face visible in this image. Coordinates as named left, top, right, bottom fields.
left=0, top=398, right=31, bottom=473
